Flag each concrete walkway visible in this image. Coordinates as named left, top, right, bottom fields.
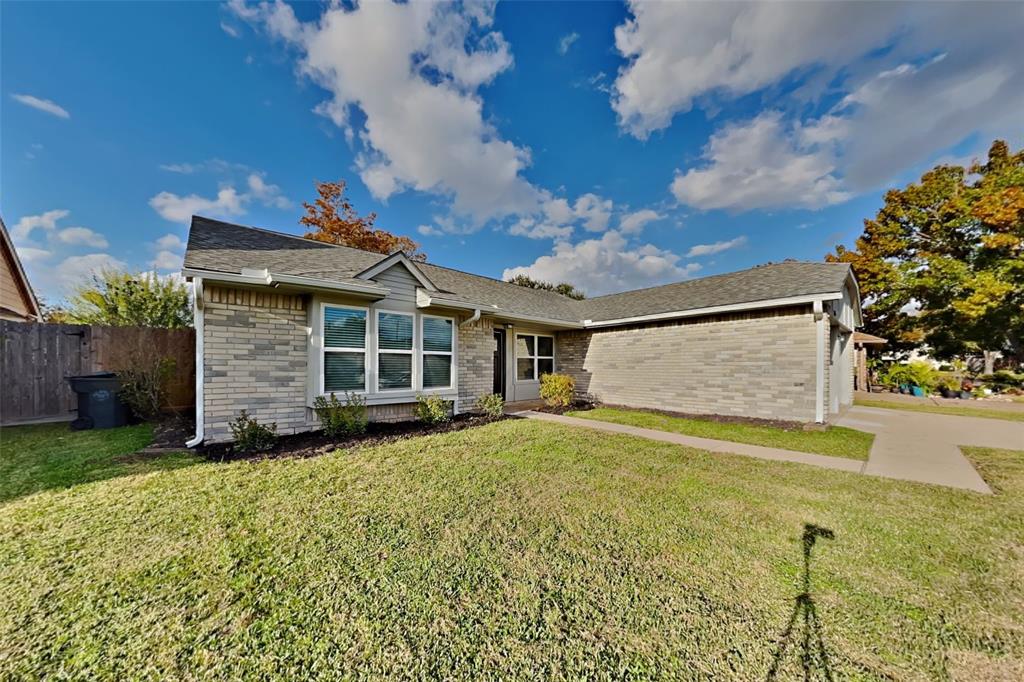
left=518, top=411, right=865, bottom=474
left=836, top=406, right=1023, bottom=494
left=518, top=407, right=1024, bottom=494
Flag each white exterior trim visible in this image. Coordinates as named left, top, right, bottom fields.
left=185, top=277, right=205, bottom=447
left=182, top=267, right=388, bottom=298
left=814, top=300, right=826, bottom=424
left=356, top=252, right=437, bottom=291
left=583, top=293, right=842, bottom=328
left=420, top=313, right=456, bottom=391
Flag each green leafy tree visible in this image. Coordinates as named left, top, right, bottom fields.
left=506, top=274, right=586, bottom=300
left=829, top=140, right=1023, bottom=367
left=64, top=270, right=192, bottom=328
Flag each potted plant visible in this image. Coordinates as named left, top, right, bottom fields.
left=959, top=378, right=974, bottom=400
left=938, top=377, right=960, bottom=399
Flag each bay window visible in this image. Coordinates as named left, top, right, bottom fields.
left=421, top=315, right=454, bottom=389
left=323, top=305, right=367, bottom=392
left=516, top=334, right=554, bottom=381
left=377, top=311, right=413, bottom=390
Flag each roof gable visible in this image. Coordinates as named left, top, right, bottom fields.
left=0, top=216, right=42, bottom=320
left=356, top=251, right=437, bottom=291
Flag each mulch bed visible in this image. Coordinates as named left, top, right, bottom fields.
left=199, top=413, right=512, bottom=463
left=532, top=401, right=597, bottom=416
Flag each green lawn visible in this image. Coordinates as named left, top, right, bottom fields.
left=0, top=422, right=198, bottom=504
left=567, top=407, right=874, bottom=460
left=2, top=421, right=1022, bottom=680
left=856, top=397, right=1024, bottom=422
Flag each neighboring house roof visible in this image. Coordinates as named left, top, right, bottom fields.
left=854, top=331, right=887, bottom=345
left=0, top=216, right=43, bottom=321
left=183, top=216, right=856, bottom=327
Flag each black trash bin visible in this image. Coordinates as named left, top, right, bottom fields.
left=67, top=372, right=131, bottom=430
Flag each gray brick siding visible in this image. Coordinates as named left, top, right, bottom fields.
left=556, top=306, right=819, bottom=423
left=203, top=286, right=309, bottom=443
left=457, top=316, right=495, bottom=412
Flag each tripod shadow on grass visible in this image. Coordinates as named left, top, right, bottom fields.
left=766, top=523, right=836, bottom=681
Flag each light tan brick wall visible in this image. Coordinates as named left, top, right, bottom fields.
left=203, top=286, right=309, bottom=443
left=457, top=316, right=495, bottom=412
left=556, top=306, right=819, bottom=423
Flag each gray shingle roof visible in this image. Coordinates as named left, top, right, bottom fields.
left=184, top=216, right=852, bottom=325
left=577, top=261, right=852, bottom=322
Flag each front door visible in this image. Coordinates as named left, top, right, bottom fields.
left=493, top=329, right=506, bottom=398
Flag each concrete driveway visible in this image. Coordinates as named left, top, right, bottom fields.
left=836, top=406, right=1024, bottom=493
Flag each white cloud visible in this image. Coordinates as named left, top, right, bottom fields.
left=150, top=250, right=183, bottom=271
left=246, top=173, right=291, bottom=209
left=11, top=209, right=69, bottom=241
left=619, top=209, right=662, bottom=234
left=232, top=0, right=540, bottom=225
left=503, top=231, right=700, bottom=297
left=417, top=224, right=443, bottom=237
left=55, top=226, right=109, bottom=248
left=686, top=236, right=748, bottom=258
left=614, top=1, right=1024, bottom=196
left=149, top=187, right=246, bottom=223
left=56, top=253, right=127, bottom=290
left=11, top=94, right=70, bottom=119
left=558, top=32, right=579, bottom=55
left=509, top=216, right=573, bottom=240
left=155, top=233, right=186, bottom=251
left=573, top=193, right=613, bottom=232
left=149, top=169, right=289, bottom=222
left=220, top=21, right=240, bottom=38
left=15, top=246, right=51, bottom=264
left=670, top=111, right=849, bottom=211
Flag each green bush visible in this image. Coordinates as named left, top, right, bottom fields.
left=539, top=373, right=575, bottom=407
left=313, top=392, right=368, bottom=437
left=414, top=394, right=452, bottom=425
left=118, top=356, right=176, bottom=421
left=229, top=410, right=277, bottom=453
left=881, top=362, right=939, bottom=393
left=980, top=371, right=1024, bottom=393
left=475, top=393, right=505, bottom=420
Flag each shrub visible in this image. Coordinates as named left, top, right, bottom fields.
left=118, top=356, right=176, bottom=421
left=475, top=393, right=505, bottom=420
left=881, top=362, right=938, bottom=393
left=980, top=371, right=1024, bottom=393
left=539, top=373, right=575, bottom=407
left=313, top=392, right=368, bottom=437
left=414, top=394, right=452, bottom=425
left=229, top=410, right=277, bottom=452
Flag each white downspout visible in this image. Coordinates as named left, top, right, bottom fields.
left=459, top=308, right=481, bottom=327
left=813, top=299, right=825, bottom=424
left=186, top=277, right=205, bottom=447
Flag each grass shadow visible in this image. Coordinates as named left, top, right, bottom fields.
left=0, top=422, right=201, bottom=505
left=766, top=523, right=836, bottom=681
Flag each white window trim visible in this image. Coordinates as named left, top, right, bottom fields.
left=420, top=313, right=455, bottom=390
left=376, top=309, right=415, bottom=393
left=320, top=302, right=370, bottom=395
left=515, top=333, right=555, bottom=383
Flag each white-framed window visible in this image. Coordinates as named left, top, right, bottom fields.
left=377, top=310, right=414, bottom=391
left=421, top=314, right=454, bottom=389
left=515, top=333, right=554, bottom=381
left=322, top=303, right=368, bottom=393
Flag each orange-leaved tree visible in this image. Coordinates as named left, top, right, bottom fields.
left=300, top=180, right=426, bottom=261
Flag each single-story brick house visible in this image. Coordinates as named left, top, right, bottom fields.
left=182, top=216, right=861, bottom=444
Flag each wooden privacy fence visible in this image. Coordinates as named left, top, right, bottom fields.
left=0, top=321, right=194, bottom=426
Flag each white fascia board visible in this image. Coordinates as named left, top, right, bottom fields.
left=356, top=252, right=438, bottom=291
left=583, top=293, right=842, bottom=328
left=181, top=267, right=388, bottom=298
left=417, top=290, right=584, bottom=329
left=186, top=277, right=205, bottom=447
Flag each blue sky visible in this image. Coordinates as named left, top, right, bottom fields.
left=3, top=1, right=1021, bottom=303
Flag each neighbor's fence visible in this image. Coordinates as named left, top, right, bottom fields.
left=0, top=321, right=194, bottom=426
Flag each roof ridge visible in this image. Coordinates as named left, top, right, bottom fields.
left=582, top=260, right=849, bottom=301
